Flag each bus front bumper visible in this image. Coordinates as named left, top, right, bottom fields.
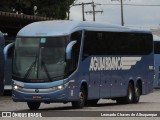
left=12, top=88, right=70, bottom=103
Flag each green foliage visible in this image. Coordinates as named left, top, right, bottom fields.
left=0, top=0, right=75, bottom=19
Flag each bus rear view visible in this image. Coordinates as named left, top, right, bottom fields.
left=12, top=21, right=154, bottom=110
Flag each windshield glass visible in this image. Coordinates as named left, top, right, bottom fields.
left=13, top=37, right=69, bottom=82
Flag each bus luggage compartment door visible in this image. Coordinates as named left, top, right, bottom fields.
left=88, top=71, right=100, bottom=99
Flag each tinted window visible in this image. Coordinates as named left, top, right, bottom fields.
left=83, top=31, right=153, bottom=56
left=154, top=41, right=160, bottom=54
left=68, top=31, right=82, bottom=72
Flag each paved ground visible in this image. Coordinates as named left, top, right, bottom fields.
left=0, top=89, right=160, bottom=120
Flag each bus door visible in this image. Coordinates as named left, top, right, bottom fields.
left=82, top=31, right=101, bottom=99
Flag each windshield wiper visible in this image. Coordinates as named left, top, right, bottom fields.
left=23, top=55, right=38, bottom=80
left=41, top=60, right=52, bottom=82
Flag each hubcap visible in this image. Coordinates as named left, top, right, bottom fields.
left=136, top=87, right=140, bottom=98
left=129, top=87, right=132, bottom=100
left=79, top=92, right=84, bottom=104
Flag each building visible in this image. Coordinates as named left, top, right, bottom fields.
left=0, top=11, right=54, bottom=44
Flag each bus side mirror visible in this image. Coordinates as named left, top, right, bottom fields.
left=66, top=40, right=77, bottom=60
left=4, top=42, right=15, bottom=61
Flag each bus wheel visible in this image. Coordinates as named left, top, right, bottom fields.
left=27, top=102, right=41, bottom=110
left=72, top=86, right=86, bottom=109
left=116, top=83, right=134, bottom=104
left=133, top=83, right=141, bottom=103
left=85, top=99, right=99, bottom=106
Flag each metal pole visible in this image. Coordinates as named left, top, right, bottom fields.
left=68, top=8, right=70, bottom=20
left=120, top=0, right=124, bottom=26
left=82, top=3, right=85, bottom=21
left=92, top=2, right=95, bottom=21
left=73, top=2, right=93, bottom=21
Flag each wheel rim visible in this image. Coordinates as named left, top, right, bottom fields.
left=129, top=86, right=132, bottom=101
left=136, top=87, right=140, bottom=99
left=79, top=91, right=84, bottom=105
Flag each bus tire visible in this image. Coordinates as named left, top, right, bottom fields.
left=85, top=99, right=99, bottom=106
left=0, top=74, right=4, bottom=96
left=133, top=83, right=141, bottom=103
left=0, top=83, right=4, bottom=96
left=27, top=102, right=41, bottom=110
left=116, top=83, right=134, bottom=104
left=72, top=86, right=86, bottom=109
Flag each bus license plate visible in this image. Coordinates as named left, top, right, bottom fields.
left=32, top=96, right=42, bottom=99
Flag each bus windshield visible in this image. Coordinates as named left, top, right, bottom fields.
left=13, top=37, right=69, bottom=82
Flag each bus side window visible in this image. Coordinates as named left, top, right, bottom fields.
left=82, top=31, right=101, bottom=59
left=82, top=31, right=92, bottom=59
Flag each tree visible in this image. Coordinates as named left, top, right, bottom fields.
left=0, top=0, right=75, bottom=19
left=36, top=0, right=75, bottom=19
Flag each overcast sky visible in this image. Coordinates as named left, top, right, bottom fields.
left=70, top=0, right=160, bottom=28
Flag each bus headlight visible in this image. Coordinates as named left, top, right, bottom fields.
left=52, top=85, right=63, bottom=91
left=57, top=85, right=63, bottom=90
left=12, top=84, right=23, bottom=90
left=52, top=82, right=69, bottom=91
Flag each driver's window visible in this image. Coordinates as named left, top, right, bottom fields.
left=70, top=31, right=82, bottom=71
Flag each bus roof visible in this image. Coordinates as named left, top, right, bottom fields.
left=17, top=20, right=152, bottom=37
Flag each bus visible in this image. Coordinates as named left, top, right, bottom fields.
left=12, top=21, right=154, bottom=110
left=4, top=42, right=14, bottom=90
left=0, top=31, right=5, bottom=95
left=153, top=35, right=160, bottom=88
